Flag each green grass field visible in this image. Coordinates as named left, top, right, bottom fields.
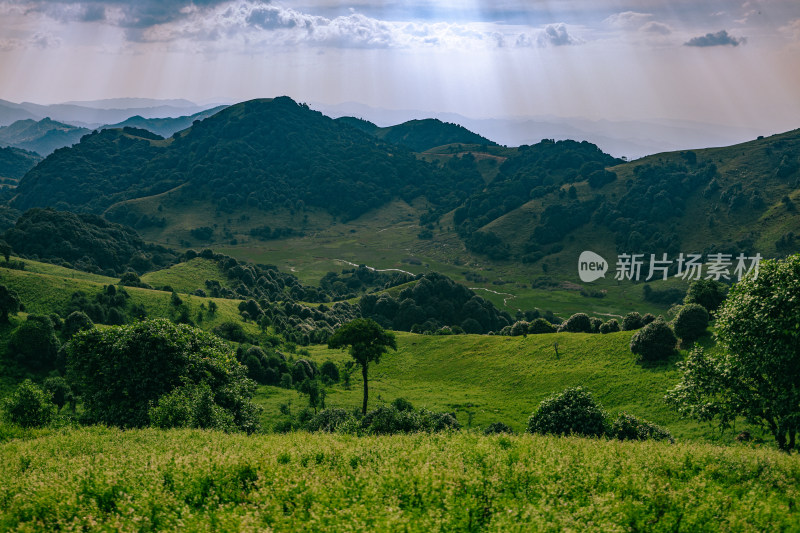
left=1, top=427, right=796, bottom=532
left=259, top=330, right=737, bottom=442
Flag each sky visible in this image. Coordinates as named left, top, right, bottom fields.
left=1, top=0, right=799, bottom=130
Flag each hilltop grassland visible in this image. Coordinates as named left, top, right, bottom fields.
left=0, top=428, right=797, bottom=532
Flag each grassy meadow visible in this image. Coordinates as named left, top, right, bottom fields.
left=1, top=428, right=797, bottom=532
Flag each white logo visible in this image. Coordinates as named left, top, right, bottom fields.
left=579, top=251, right=608, bottom=282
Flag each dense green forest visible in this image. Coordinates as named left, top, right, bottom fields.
left=336, top=116, right=496, bottom=152
left=0, top=147, right=41, bottom=181
left=13, top=98, right=486, bottom=222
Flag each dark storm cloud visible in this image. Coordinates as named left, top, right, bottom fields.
left=684, top=29, right=745, bottom=47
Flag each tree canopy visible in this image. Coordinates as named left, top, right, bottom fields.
left=328, top=318, right=396, bottom=414
left=667, top=254, right=800, bottom=451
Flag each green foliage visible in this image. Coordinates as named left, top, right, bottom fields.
left=319, top=360, right=340, bottom=383
left=529, top=317, right=556, bottom=334
left=610, top=412, right=674, bottom=443
left=684, top=279, right=728, bottom=314
left=562, top=313, right=592, bottom=333
left=360, top=272, right=512, bottom=334
left=484, top=422, right=514, bottom=435
left=63, top=310, right=93, bottom=337
left=16, top=98, right=485, bottom=223
left=667, top=254, right=800, bottom=451
left=3, top=208, right=178, bottom=275
left=0, top=146, right=42, bottom=180
left=1, top=379, right=55, bottom=428
left=527, top=387, right=608, bottom=438
left=599, top=319, right=620, bottom=334
left=366, top=118, right=495, bottom=152
left=0, top=284, right=21, bottom=322
left=10, top=315, right=60, bottom=372
left=66, top=319, right=260, bottom=432
left=621, top=312, right=644, bottom=331
left=42, top=376, right=73, bottom=411
left=629, top=318, right=677, bottom=362
left=149, top=382, right=236, bottom=432
left=304, top=407, right=355, bottom=432
left=672, top=303, right=709, bottom=343
left=360, top=404, right=460, bottom=435
left=328, top=318, right=397, bottom=415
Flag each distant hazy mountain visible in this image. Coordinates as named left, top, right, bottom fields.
left=312, top=101, right=765, bottom=160
left=0, top=118, right=90, bottom=156
left=0, top=100, right=37, bottom=126
left=101, top=106, right=228, bottom=138
left=61, top=98, right=200, bottom=110
left=0, top=98, right=224, bottom=129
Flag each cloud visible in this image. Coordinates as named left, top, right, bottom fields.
left=30, top=31, right=61, bottom=48
left=604, top=11, right=652, bottom=29
left=20, top=0, right=233, bottom=28
left=538, top=23, right=580, bottom=46
left=640, top=21, right=671, bottom=35
left=684, top=29, right=746, bottom=47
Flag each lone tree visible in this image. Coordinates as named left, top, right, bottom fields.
left=667, top=254, right=800, bottom=452
left=328, top=318, right=396, bottom=415
left=0, top=284, right=21, bottom=322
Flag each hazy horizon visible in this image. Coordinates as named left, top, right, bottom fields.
left=1, top=0, right=799, bottom=132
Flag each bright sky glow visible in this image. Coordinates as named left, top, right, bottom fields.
left=1, top=0, right=799, bottom=130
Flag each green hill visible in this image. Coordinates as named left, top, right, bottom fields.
left=13, top=97, right=484, bottom=222
left=0, top=118, right=89, bottom=156
left=334, top=116, right=496, bottom=152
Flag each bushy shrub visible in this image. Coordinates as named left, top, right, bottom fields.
left=391, top=397, right=414, bottom=412
left=599, top=319, right=620, bottom=334
left=589, top=317, right=603, bottom=333
left=672, top=304, right=709, bottom=343
left=149, top=382, right=235, bottom=432
left=684, top=279, right=728, bottom=314
left=64, top=311, right=93, bottom=337
left=484, top=422, right=514, bottom=435
left=510, top=321, right=529, bottom=336
left=305, top=408, right=356, bottom=432
left=42, top=376, right=73, bottom=411
left=563, top=313, right=592, bottom=333
left=360, top=405, right=460, bottom=435
left=211, top=321, right=252, bottom=343
left=630, top=318, right=677, bottom=362
left=641, top=313, right=656, bottom=326
left=527, top=387, right=607, bottom=438
left=320, top=361, right=340, bottom=383
left=11, top=315, right=60, bottom=372
left=622, top=312, right=644, bottom=331
left=1, top=379, right=55, bottom=428
left=66, top=319, right=260, bottom=432
left=610, top=412, right=674, bottom=443
left=529, top=318, right=556, bottom=334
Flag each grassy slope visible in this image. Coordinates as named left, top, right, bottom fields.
left=0, top=259, right=726, bottom=441
left=0, top=260, right=257, bottom=336
left=141, top=257, right=232, bottom=293
left=1, top=428, right=797, bottom=531
left=261, top=331, right=732, bottom=442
